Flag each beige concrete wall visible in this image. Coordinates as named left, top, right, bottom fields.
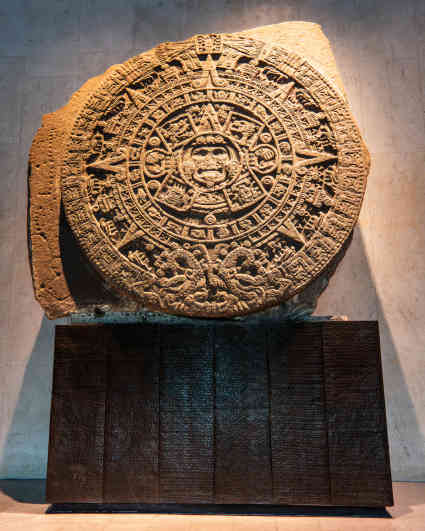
left=0, top=0, right=424, bottom=480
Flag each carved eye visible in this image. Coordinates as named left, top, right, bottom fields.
left=193, top=148, right=208, bottom=158
left=213, top=147, right=226, bottom=157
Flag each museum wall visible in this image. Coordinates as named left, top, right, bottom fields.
left=0, top=0, right=424, bottom=481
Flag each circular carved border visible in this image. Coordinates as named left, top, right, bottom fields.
left=61, top=34, right=369, bottom=317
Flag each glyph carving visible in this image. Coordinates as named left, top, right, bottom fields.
left=29, top=24, right=369, bottom=318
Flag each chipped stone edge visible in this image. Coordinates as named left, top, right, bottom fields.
left=28, top=21, right=360, bottom=319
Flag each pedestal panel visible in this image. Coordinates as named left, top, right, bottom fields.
left=47, top=321, right=393, bottom=507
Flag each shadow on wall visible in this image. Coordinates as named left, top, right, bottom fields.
left=317, top=226, right=425, bottom=482
left=0, top=317, right=54, bottom=484
left=375, top=304, right=425, bottom=482
left=366, top=225, right=425, bottom=482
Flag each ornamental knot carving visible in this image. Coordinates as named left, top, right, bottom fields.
left=143, top=243, right=290, bottom=315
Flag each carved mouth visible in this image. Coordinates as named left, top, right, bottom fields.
left=195, top=169, right=225, bottom=185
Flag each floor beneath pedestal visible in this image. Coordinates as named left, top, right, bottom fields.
left=0, top=481, right=424, bottom=530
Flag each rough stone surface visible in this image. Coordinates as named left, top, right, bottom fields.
left=29, top=23, right=369, bottom=319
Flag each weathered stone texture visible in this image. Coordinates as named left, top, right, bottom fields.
left=29, top=70, right=118, bottom=319
left=240, top=22, right=346, bottom=96
left=29, top=22, right=369, bottom=319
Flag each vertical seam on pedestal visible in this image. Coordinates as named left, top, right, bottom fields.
left=212, top=324, right=217, bottom=503
left=266, top=324, right=274, bottom=503
left=102, top=326, right=110, bottom=503
left=157, top=323, right=161, bottom=503
left=321, top=322, right=332, bottom=505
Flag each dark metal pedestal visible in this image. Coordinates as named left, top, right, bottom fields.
left=46, top=321, right=393, bottom=507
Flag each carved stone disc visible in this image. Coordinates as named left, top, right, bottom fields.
left=61, top=33, right=369, bottom=317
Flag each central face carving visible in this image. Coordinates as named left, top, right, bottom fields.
left=191, top=144, right=230, bottom=187
left=181, top=133, right=239, bottom=193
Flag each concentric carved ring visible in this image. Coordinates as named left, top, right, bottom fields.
left=61, top=33, right=369, bottom=317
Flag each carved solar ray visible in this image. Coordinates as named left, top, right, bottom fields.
left=31, top=29, right=370, bottom=318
